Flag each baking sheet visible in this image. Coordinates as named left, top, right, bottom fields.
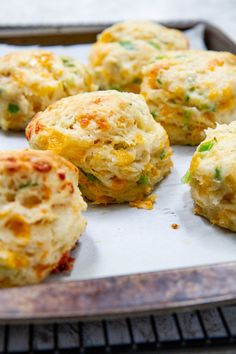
left=1, top=25, right=235, bottom=285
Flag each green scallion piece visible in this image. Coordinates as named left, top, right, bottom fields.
left=148, top=41, right=161, bottom=49
left=183, top=110, right=192, bottom=126
left=199, top=103, right=216, bottom=112
left=197, top=138, right=216, bottom=152
left=85, top=173, right=97, bottom=182
left=107, top=85, right=121, bottom=91
left=8, top=103, right=20, bottom=114
left=155, top=55, right=165, bottom=60
left=183, top=110, right=191, bottom=119
left=181, top=170, right=191, bottom=184
left=214, top=167, right=221, bottom=181
left=132, top=77, right=142, bottom=84
left=19, top=181, right=38, bottom=189
left=184, top=94, right=190, bottom=103
left=151, top=111, right=157, bottom=119
left=61, top=56, right=75, bottom=67
left=119, top=41, right=136, bottom=50
left=137, top=175, right=149, bottom=185
left=160, top=150, right=166, bottom=160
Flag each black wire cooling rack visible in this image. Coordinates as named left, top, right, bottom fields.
left=1, top=305, right=236, bottom=353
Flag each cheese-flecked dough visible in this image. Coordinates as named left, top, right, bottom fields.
left=141, top=50, right=236, bottom=145
left=89, top=41, right=158, bottom=93
left=0, top=50, right=96, bottom=131
left=97, top=20, right=189, bottom=50
left=188, top=122, right=236, bottom=231
left=89, top=20, right=189, bottom=93
left=26, top=90, right=172, bottom=204
left=0, top=150, right=87, bottom=287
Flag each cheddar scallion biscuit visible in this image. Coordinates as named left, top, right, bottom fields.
left=89, top=21, right=188, bottom=93
left=26, top=90, right=172, bottom=204
left=141, top=50, right=236, bottom=145
left=0, top=50, right=96, bottom=131
left=0, top=150, right=87, bottom=287
left=187, top=122, right=236, bottom=231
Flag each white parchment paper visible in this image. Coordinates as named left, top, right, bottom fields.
left=1, top=25, right=235, bottom=284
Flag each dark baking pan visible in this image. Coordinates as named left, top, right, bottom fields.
left=0, top=20, right=235, bottom=324
left=0, top=20, right=235, bottom=53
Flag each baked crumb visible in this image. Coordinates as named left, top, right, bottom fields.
left=129, top=194, right=157, bottom=210
left=171, top=223, right=179, bottom=229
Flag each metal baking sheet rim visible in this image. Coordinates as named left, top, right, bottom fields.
left=1, top=262, right=236, bottom=323
left=0, top=20, right=235, bottom=323
left=0, top=20, right=235, bottom=55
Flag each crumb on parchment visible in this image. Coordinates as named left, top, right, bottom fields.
left=129, top=194, right=157, bottom=210
left=171, top=223, right=179, bottom=230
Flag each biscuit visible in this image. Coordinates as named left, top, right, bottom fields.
left=97, top=20, right=188, bottom=50
left=89, top=41, right=158, bottom=93
left=187, top=122, right=236, bottom=231
left=141, top=50, right=236, bottom=145
left=0, top=149, right=87, bottom=287
left=0, top=50, right=96, bottom=131
left=89, top=21, right=188, bottom=93
left=26, top=90, right=172, bottom=204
